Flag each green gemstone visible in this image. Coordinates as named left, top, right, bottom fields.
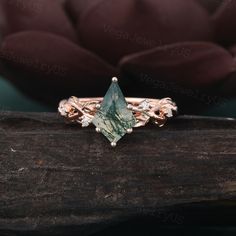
left=92, top=80, right=136, bottom=144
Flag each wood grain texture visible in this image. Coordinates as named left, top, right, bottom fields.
left=0, top=112, right=236, bottom=235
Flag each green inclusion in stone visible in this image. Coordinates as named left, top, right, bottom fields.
left=92, top=80, right=136, bottom=144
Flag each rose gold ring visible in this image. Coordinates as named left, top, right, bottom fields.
left=58, top=77, right=177, bottom=147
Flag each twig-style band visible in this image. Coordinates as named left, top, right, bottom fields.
left=59, top=96, right=177, bottom=128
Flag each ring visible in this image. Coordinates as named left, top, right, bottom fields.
left=58, top=77, right=178, bottom=147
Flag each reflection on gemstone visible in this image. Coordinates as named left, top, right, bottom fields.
left=92, top=79, right=136, bottom=145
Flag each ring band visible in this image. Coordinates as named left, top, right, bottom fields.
left=58, top=77, right=177, bottom=147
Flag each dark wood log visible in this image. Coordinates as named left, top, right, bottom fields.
left=0, top=112, right=236, bottom=236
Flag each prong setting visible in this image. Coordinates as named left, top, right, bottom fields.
left=112, top=77, right=118, bottom=82
left=111, top=142, right=117, bottom=147
left=127, top=128, right=133, bottom=134
left=96, top=104, right=101, bottom=109
left=95, top=127, right=101, bottom=133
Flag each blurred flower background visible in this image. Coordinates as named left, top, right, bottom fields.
left=0, top=0, right=236, bottom=116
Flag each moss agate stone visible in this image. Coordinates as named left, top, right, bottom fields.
left=92, top=80, right=136, bottom=144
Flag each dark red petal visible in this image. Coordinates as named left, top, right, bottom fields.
left=212, top=1, right=236, bottom=45
left=0, top=3, right=7, bottom=41
left=0, top=31, right=117, bottom=102
left=195, top=0, right=222, bottom=13
left=78, top=0, right=212, bottom=65
left=229, top=45, right=236, bottom=57
left=0, top=0, right=77, bottom=42
left=65, top=0, right=103, bottom=23
left=119, top=42, right=235, bottom=88
left=221, top=45, right=236, bottom=95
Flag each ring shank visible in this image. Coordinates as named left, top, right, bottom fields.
left=59, top=96, right=177, bottom=128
